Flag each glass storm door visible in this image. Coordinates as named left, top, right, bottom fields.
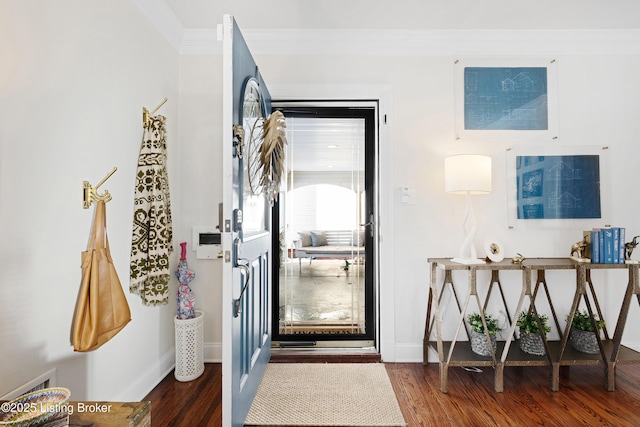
left=271, top=104, right=376, bottom=347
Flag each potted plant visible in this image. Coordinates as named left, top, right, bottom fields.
left=516, top=311, right=551, bottom=355
left=568, top=309, right=605, bottom=354
left=467, top=312, right=501, bottom=356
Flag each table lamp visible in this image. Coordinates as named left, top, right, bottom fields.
left=444, top=154, right=492, bottom=265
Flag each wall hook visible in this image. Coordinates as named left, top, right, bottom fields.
left=83, top=167, right=117, bottom=209
left=143, top=97, right=168, bottom=128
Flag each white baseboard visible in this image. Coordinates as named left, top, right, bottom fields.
left=113, top=342, right=222, bottom=401
left=113, top=338, right=640, bottom=400
left=392, top=343, right=424, bottom=363
left=114, top=349, right=175, bottom=402
left=205, top=342, right=222, bottom=363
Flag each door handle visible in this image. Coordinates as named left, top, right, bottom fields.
left=232, top=237, right=251, bottom=317
left=360, top=213, right=375, bottom=238
left=233, top=261, right=250, bottom=317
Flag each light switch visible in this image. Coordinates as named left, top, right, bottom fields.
left=397, top=187, right=416, bottom=205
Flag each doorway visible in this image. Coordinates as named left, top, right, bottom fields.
left=271, top=102, right=377, bottom=348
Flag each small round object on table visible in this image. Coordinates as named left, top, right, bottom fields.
left=484, top=239, right=505, bottom=262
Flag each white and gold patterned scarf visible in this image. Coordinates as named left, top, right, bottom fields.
left=130, top=115, right=173, bottom=306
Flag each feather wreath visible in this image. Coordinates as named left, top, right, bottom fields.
left=248, top=110, right=287, bottom=204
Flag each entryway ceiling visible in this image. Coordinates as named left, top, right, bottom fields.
left=152, top=1, right=640, bottom=173
left=161, top=0, right=640, bottom=31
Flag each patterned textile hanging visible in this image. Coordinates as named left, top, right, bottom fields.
left=130, top=115, right=173, bottom=305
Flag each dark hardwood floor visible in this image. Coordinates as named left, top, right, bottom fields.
left=144, top=362, right=640, bottom=426
left=144, top=364, right=222, bottom=426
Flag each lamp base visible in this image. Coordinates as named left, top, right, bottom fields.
left=451, top=257, right=486, bottom=265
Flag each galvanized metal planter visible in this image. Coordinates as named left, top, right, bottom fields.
left=470, top=329, right=497, bottom=356
left=519, top=330, right=546, bottom=356
left=570, top=327, right=600, bottom=354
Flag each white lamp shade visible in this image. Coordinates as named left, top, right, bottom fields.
left=445, top=154, right=492, bottom=195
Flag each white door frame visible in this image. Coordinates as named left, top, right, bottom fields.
left=270, top=84, right=396, bottom=361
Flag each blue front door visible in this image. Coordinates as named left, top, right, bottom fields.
left=221, top=15, right=272, bottom=427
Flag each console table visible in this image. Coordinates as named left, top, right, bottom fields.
left=425, top=257, right=640, bottom=393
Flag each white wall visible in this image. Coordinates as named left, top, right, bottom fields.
left=0, top=0, right=181, bottom=400
left=177, top=54, right=224, bottom=361
left=177, top=45, right=640, bottom=362
left=243, top=51, right=640, bottom=360
left=3, top=0, right=640, bottom=403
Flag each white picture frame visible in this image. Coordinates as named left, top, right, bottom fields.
left=454, top=57, right=559, bottom=142
left=505, top=145, right=610, bottom=230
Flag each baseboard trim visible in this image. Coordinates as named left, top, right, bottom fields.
left=113, top=342, right=221, bottom=401
left=205, top=342, right=222, bottom=363
left=393, top=343, right=424, bottom=363
left=114, top=349, right=175, bottom=401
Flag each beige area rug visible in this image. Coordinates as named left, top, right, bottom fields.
left=245, top=363, right=406, bottom=426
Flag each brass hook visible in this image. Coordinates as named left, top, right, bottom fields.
left=143, top=97, right=168, bottom=127
left=83, top=167, right=117, bottom=209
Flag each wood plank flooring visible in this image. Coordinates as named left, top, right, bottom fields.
left=144, top=364, right=222, bottom=426
left=144, top=362, right=640, bottom=426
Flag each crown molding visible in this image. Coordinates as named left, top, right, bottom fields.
left=131, top=2, right=640, bottom=57
left=181, top=29, right=220, bottom=55
left=179, top=28, right=640, bottom=57
left=133, top=0, right=184, bottom=51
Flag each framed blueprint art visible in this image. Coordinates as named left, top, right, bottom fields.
left=517, top=155, right=601, bottom=219
left=506, top=146, right=608, bottom=229
left=455, top=58, right=558, bottom=142
left=465, top=67, right=548, bottom=130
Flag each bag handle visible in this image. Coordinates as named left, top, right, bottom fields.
left=87, top=200, right=108, bottom=250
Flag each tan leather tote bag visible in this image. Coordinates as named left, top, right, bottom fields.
left=72, top=200, right=131, bottom=352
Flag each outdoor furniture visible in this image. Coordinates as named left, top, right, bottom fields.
left=294, top=230, right=364, bottom=270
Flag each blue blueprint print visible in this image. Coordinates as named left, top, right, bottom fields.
left=465, top=67, right=548, bottom=130
left=516, top=155, right=601, bottom=219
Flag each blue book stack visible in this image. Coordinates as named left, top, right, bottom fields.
left=590, top=229, right=600, bottom=263
left=603, top=228, right=614, bottom=264
left=589, top=226, right=626, bottom=264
